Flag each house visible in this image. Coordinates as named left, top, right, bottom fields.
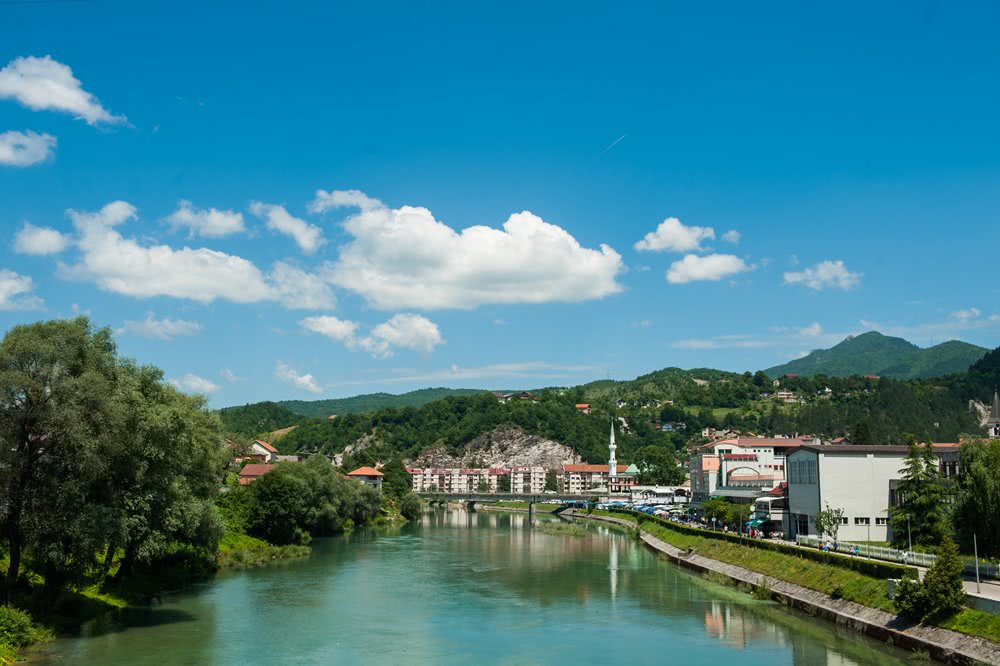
left=239, top=463, right=274, bottom=485
left=250, top=439, right=278, bottom=462
left=347, top=466, right=384, bottom=491
left=561, top=464, right=630, bottom=494
left=786, top=443, right=961, bottom=542
left=863, top=375, right=881, bottom=380
left=773, top=390, right=799, bottom=404
left=689, top=437, right=804, bottom=503
left=493, top=392, right=513, bottom=404
left=575, top=403, right=592, bottom=415
left=692, top=378, right=709, bottom=387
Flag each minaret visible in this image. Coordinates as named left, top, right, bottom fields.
left=608, top=419, right=617, bottom=476
left=988, top=389, right=1000, bottom=439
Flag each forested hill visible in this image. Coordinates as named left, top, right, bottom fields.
left=764, top=332, right=988, bottom=380
left=276, top=387, right=490, bottom=418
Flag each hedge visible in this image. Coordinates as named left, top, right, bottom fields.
left=614, top=509, right=917, bottom=580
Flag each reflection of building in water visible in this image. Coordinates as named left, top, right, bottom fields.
left=609, top=540, right=618, bottom=601
left=702, top=602, right=783, bottom=649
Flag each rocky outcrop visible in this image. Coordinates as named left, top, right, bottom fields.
left=408, top=426, right=581, bottom=469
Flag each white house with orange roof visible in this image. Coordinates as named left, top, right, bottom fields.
left=347, top=466, right=384, bottom=491
left=250, top=439, right=278, bottom=463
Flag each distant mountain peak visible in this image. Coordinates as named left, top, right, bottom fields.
left=764, top=332, right=987, bottom=380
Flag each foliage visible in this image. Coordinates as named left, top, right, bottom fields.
left=399, top=493, right=422, bottom=521
left=894, top=536, right=966, bottom=620
left=700, top=498, right=730, bottom=525
left=0, top=606, right=44, bottom=648
left=633, top=445, right=685, bottom=485
left=379, top=457, right=411, bottom=499
left=218, top=401, right=301, bottom=438
left=889, top=443, right=949, bottom=549
left=954, top=438, right=1000, bottom=558
left=216, top=532, right=310, bottom=568
left=496, top=474, right=511, bottom=493
left=814, top=504, right=845, bottom=542
left=278, top=388, right=487, bottom=418
left=764, top=331, right=987, bottom=380
left=545, top=469, right=559, bottom=492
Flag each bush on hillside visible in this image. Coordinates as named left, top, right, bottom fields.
left=0, top=606, right=43, bottom=649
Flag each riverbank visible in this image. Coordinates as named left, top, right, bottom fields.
left=567, top=510, right=1000, bottom=665
left=477, top=501, right=561, bottom=513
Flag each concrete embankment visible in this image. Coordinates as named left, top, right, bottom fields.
left=566, top=510, right=1000, bottom=666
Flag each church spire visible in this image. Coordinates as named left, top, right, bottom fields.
left=989, top=389, right=1000, bottom=438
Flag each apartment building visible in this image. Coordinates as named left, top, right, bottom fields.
left=510, top=466, right=546, bottom=494
left=690, top=437, right=805, bottom=503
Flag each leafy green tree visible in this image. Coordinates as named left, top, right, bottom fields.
left=955, top=438, right=1000, bottom=557
left=814, top=504, right=845, bottom=542
left=545, top=469, right=559, bottom=492
left=399, top=493, right=421, bottom=521
left=894, top=536, right=965, bottom=619
left=701, top=498, right=729, bottom=526
left=380, top=457, right=411, bottom=498
left=889, top=443, right=948, bottom=549
left=0, top=318, right=118, bottom=603
left=496, top=474, right=511, bottom=493
left=726, top=504, right=752, bottom=531
left=634, top=446, right=685, bottom=485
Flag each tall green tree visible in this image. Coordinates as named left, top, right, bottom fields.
left=379, top=457, right=411, bottom=498
left=889, top=443, right=949, bottom=548
left=814, top=504, right=845, bottom=542
left=954, top=438, right=1000, bottom=557
left=0, top=318, right=118, bottom=604
left=634, top=446, right=685, bottom=485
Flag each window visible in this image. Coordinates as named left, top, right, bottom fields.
left=840, top=517, right=848, bottom=525
left=875, top=517, right=887, bottom=525
left=854, top=517, right=870, bottom=525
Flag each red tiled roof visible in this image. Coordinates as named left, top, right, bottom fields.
left=575, top=403, right=590, bottom=409
left=240, top=463, right=274, bottom=477
left=563, top=464, right=628, bottom=474
left=254, top=439, right=278, bottom=454
left=703, top=437, right=804, bottom=450
left=348, top=466, right=384, bottom=477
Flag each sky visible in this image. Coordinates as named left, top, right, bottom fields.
left=1, top=0, right=999, bottom=406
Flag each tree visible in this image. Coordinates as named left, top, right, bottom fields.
left=0, top=318, right=118, bottom=604
left=634, top=446, right=685, bottom=485
left=399, top=493, right=422, bottom=521
left=545, top=469, right=559, bottom=492
left=894, top=536, right=965, bottom=620
left=380, top=457, right=411, bottom=498
left=852, top=419, right=874, bottom=445
left=496, top=474, right=511, bottom=493
left=955, top=438, right=1000, bottom=558
left=701, top=498, right=729, bottom=526
left=814, top=504, right=845, bottom=542
left=889, top=443, right=948, bottom=549
left=726, top=504, right=752, bottom=532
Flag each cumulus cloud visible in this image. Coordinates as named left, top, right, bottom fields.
left=250, top=201, right=325, bottom=254
left=58, top=201, right=334, bottom=309
left=167, top=200, right=245, bottom=238
left=0, top=270, right=44, bottom=310
left=634, top=217, right=716, bottom=253
left=951, top=307, right=982, bottom=322
left=14, top=222, right=71, bottom=255
left=783, top=260, right=861, bottom=290
left=275, top=361, right=322, bottom=393
left=118, top=313, right=201, bottom=340
left=0, top=130, right=55, bottom=166
left=169, top=373, right=219, bottom=394
left=0, top=55, right=125, bottom=125
left=722, top=230, right=741, bottom=244
left=316, top=190, right=623, bottom=310
left=220, top=368, right=242, bottom=382
left=800, top=322, right=823, bottom=337
left=300, top=313, right=443, bottom=358
left=666, top=254, right=751, bottom=284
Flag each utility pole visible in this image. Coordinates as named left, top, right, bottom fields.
left=907, top=516, right=912, bottom=555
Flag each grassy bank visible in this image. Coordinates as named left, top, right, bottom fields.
left=588, top=510, right=1000, bottom=644
left=217, top=532, right=311, bottom=568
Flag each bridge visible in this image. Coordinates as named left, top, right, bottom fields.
left=416, top=492, right=598, bottom=515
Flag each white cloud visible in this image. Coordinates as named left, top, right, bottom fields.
left=58, top=201, right=334, bottom=309
left=118, top=313, right=201, bottom=340
left=317, top=190, right=623, bottom=310
left=634, top=217, right=716, bottom=253
left=167, top=200, right=245, bottom=238
left=0, top=130, right=55, bottom=166
left=300, top=313, right=443, bottom=358
left=275, top=361, right=322, bottom=393
left=249, top=202, right=325, bottom=254
left=220, top=368, right=242, bottom=382
left=951, top=307, right=982, bottom=322
left=309, top=188, right=383, bottom=213
left=0, top=55, right=125, bottom=125
left=0, top=270, right=44, bottom=311
left=800, top=322, right=823, bottom=337
left=666, top=254, right=751, bottom=284
left=722, top=230, right=741, bottom=244
left=169, top=373, right=219, bottom=394
left=783, top=260, right=861, bottom=290
left=14, top=222, right=70, bottom=255
left=632, top=319, right=652, bottom=328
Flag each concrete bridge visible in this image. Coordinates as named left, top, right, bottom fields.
left=416, top=492, right=596, bottom=515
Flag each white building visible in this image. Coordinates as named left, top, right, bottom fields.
left=786, top=443, right=959, bottom=542
left=510, top=466, right=546, bottom=494
left=690, top=437, right=804, bottom=503
left=250, top=439, right=277, bottom=462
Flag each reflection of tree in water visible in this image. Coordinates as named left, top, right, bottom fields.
left=418, top=509, right=908, bottom=666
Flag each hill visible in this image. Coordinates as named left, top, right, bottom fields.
left=276, top=387, right=491, bottom=418
left=764, top=332, right=988, bottom=380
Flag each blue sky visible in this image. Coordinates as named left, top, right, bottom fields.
left=1, top=1, right=999, bottom=406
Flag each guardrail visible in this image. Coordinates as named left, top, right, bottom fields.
left=795, top=535, right=1000, bottom=579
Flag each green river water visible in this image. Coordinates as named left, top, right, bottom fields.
left=36, top=510, right=913, bottom=665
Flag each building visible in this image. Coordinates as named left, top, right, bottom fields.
left=988, top=390, right=1000, bottom=439
left=561, top=463, right=630, bottom=494
left=511, top=466, right=546, bottom=494
left=690, top=437, right=803, bottom=503
left=250, top=439, right=278, bottom=462
left=786, top=443, right=960, bottom=542
left=347, top=466, right=384, bottom=491
left=239, top=463, right=274, bottom=485
left=575, top=403, right=592, bottom=415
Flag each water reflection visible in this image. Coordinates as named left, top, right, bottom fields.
left=37, top=508, right=909, bottom=665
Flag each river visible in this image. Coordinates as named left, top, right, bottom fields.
left=37, top=510, right=912, bottom=665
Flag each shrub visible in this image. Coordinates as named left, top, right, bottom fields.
left=399, top=493, right=422, bottom=521
left=0, top=606, right=42, bottom=649
left=894, top=536, right=966, bottom=620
